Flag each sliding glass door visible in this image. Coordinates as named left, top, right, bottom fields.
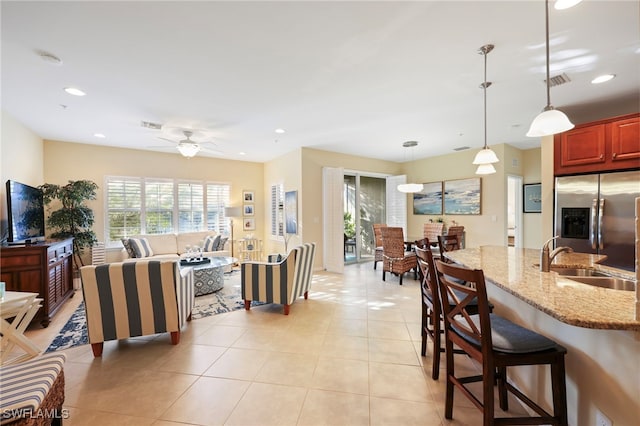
left=344, top=173, right=386, bottom=264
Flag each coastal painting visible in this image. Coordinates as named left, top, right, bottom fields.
left=444, top=178, right=481, bottom=215
left=413, top=181, right=443, bottom=215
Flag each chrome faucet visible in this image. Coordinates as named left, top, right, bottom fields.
left=540, top=236, right=574, bottom=272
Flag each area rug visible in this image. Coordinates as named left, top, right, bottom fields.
left=45, top=271, right=260, bottom=353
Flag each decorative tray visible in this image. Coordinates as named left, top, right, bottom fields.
left=180, top=258, right=211, bottom=266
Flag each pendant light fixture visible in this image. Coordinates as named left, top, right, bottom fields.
left=473, top=44, right=499, bottom=175
left=397, top=141, right=424, bottom=193
left=526, top=0, right=575, bottom=137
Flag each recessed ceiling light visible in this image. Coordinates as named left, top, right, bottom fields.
left=94, top=133, right=105, bottom=138
left=239, top=152, right=246, bottom=156
left=591, top=74, right=615, bottom=84
left=275, top=128, right=285, bottom=134
left=554, top=0, right=582, bottom=10
left=64, top=87, right=86, bottom=96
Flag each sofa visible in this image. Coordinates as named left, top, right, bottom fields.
left=120, top=231, right=230, bottom=261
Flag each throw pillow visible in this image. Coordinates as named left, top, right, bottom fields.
left=121, top=238, right=135, bottom=258
left=129, top=237, right=154, bottom=258
left=203, top=235, right=220, bottom=252
left=217, top=237, right=228, bottom=251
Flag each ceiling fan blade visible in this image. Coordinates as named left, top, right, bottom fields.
left=157, top=137, right=178, bottom=144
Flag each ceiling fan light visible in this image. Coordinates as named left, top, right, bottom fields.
left=472, top=147, right=500, bottom=165
left=475, top=163, right=496, bottom=175
left=397, top=183, right=424, bottom=193
left=526, top=108, right=574, bottom=137
left=177, top=143, right=200, bottom=158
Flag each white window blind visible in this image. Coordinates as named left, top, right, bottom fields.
left=178, top=182, right=204, bottom=232
left=386, top=175, right=407, bottom=236
left=271, top=183, right=284, bottom=238
left=106, top=177, right=142, bottom=242
left=206, top=183, right=230, bottom=234
left=105, top=176, right=230, bottom=246
left=145, top=180, right=174, bottom=234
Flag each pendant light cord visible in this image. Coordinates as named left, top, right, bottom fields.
left=483, top=50, right=488, bottom=150
left=545, top=0, right=552, bottom=109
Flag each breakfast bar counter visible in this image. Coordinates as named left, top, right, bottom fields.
left=444, top=246, right=639, bottom=331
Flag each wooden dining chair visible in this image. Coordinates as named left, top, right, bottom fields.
left=415, top=243, right=486, bottom=380
left=381, top=226, right=417, bottom=285
left=435, top=260, right=568, bottom=425
left=437, top=234, right=460, bottom=263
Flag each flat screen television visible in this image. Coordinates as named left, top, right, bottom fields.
left=5, top=180, right=45, bottom=244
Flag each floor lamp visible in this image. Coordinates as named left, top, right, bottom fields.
left=224, top=206, right=242, bottom=258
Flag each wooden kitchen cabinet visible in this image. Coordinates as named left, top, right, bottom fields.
left=0, top=238, right=74, bottom=327
left=554, top=113, right=639, bottom=175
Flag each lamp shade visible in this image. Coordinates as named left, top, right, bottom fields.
left=475, top=163, right=496, bottom=175
left=397, top=183, right=424, bottom=193
left=177, top=143, right=200, bottom=158
left=472, top=147, right=500, bottom=165
left=526, top=108, right=575, bottom=137
left=224, top=206, right=242, bottom=218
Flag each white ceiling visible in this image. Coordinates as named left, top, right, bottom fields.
left=2, top=1, right=639, bottom=163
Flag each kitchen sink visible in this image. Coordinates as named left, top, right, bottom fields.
left=563, top=276, right=636, bottom=292
left=549, top=267, right=609, bottom=277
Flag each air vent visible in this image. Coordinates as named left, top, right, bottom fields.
left=545, top=73, right=571, bottom=87
left=453, top=146, right=470, bottom=151
left=141, top=121, right=163, bottom=130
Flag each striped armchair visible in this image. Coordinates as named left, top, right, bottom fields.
left=241, top=243, right=316, bottom=315
left=80, top=260, right=194, bottom=357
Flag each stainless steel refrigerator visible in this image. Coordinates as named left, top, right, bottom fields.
left=554, top=170, right=640, bottom=271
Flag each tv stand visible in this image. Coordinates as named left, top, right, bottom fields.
left=0, top=238, right=74, bottom=327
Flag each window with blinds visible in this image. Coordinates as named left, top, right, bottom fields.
left=178, top=182, right=204, bottom=233
left=105, top=176, right=230, bottom=246
left=271, top=183, right=284, bottom=238
left=206, top=183, right=230, bottom=234
left=106, top=178, right=142, bottom=242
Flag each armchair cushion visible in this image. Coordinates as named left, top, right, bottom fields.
left=241, top=242, right=316, bottom=314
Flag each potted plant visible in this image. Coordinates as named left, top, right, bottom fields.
left=39, top=180, right=98, bottom=271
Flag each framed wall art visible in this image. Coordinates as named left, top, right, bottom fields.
left=523, top=183, right=542, bottom=213
left=243, top=204, right=254, bottom=216
left=285, top=190, right=298, bottom=234
left=243, top=191, right=254, bottom=202
left=444, top=177, right=481, bottom=215
left=413, top=181, right=443, bottom=215
left=243, top=218, right=255, bottom=231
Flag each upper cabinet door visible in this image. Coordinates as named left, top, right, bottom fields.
left=554, top=113, right=640, bottom=175
left=610, top=116, right=640, bottom=164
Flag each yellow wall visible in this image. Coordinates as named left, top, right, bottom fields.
left=43, top=140, right=264, bottom=261
left=263, top=148, right=303, bottom=255
left=1, top=111, right=44, bottom=232
left=522, top=148, right=543, bottom=248
left=300, top=147, right=402, bottom=267
left=404, top=144, right=508, bottom=248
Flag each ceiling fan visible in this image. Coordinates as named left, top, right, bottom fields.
left=156, top=130, right=223, bottom=158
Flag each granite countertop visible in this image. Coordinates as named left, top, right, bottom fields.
left=444, top=246, right=639, bottom=331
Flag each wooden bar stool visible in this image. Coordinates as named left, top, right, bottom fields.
left=435, top=260, right=568, bottom=426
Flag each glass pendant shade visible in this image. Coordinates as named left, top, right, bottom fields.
left=177, top=143, right=200, bottom=158
left=526, top=108, right=575, bottom=137
left=397, top=183, right=424, bottom=193
left=472, top=147, right=500, bottom=165
left=475, top=163, right=496, bottom=175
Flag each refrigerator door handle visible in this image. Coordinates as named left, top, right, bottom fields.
left=590, top=198, right=598, bottom=250
left=598, top=198, right=605, bottom=250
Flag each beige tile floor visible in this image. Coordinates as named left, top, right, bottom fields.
left=15, top=262, right=530, bottom=425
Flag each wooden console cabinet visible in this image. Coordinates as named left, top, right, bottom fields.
left=0, top=238, right=74, bottom=327
left=554, top=113, right=640, bottom=175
